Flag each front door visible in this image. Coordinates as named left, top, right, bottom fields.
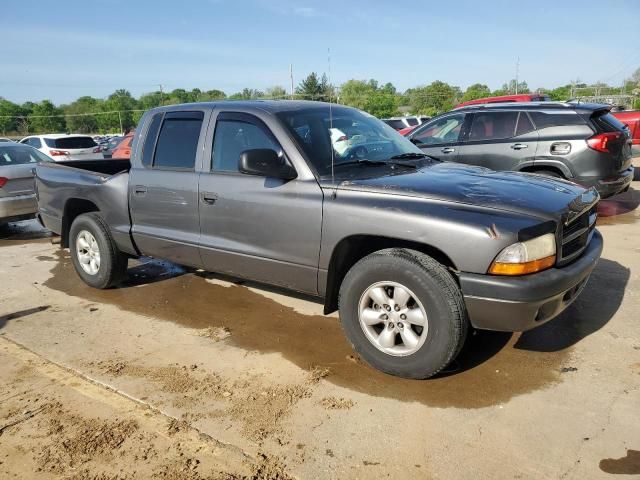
left=407, top=112, right=468, bottom=161
left=198, top=111, right=323, bottom=294
left=129, top=110, right=208, bottom=267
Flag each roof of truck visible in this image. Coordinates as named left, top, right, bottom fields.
left=149, top=100, right=354, bottom=114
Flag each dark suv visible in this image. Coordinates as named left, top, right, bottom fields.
left=406, top=102, right=634, bottom=198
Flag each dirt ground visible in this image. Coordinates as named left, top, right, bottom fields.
left=1, top=173, right=640, bottom=479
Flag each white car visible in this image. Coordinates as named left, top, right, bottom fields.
left=20, top=134, right=102, bottom=161
left=382, top=116, right=430, bottom=131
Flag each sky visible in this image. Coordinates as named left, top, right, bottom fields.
left=1, top=0, right=639, bottom=104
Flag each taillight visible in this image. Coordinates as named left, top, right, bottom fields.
left=586, top=132, right=621, bottom=153
left=49, top=149, right=70, bottom=156
left=0, top=177, right=7, bottom=188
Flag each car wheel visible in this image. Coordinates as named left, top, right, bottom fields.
left=69, top=212, right=128, bottom=289
left=338, top=248, right=468, bottom=379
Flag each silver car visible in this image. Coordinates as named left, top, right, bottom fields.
left=0, top=143, right=51, bottom=224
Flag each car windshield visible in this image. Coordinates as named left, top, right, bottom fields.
left=276, top=106, right=426, bottom=177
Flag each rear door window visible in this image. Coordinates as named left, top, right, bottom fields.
left=29, top=138, right=42, bottom=148
left=384, top=119, right=406, bottom=130
left=152, top=111, right=204, bottom=169
left=468, top=111, right=519, bottom=141
left=515, top=112, right=535, bottom=135
left=142, top=113, right=163, bottom=167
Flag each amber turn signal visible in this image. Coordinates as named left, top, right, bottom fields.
left=488, top=255, right=556, bottom=276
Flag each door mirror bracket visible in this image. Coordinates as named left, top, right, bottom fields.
left=239, top=149, right=297, bottom=180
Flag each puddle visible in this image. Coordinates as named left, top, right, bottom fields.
left=43, top=252, right=627, bottom=409
left=599, top=450, right=640, bottom=475
left=597, top=187, right=640, bottom=226
left=0, top=219, right=52, bottom=247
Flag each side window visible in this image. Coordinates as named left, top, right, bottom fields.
left=152, top=111, right=203, bottom=169
left=529, top=111, right=586, bottom=129
left=468, top=111, right=518, bottom=141
left=142, top=113, right=163, bottom=167
left=412, top=114, right=465, bottom=145
left=515, top=112, right=535, bottom=136
left=212, top=115, right=281, bottom=172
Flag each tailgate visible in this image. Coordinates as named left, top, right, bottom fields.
left=0, top=164, right=35, bottom=198
left=590, top=110, right=633, bottom=171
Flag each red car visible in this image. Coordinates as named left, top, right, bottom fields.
left=611, top=110, right=640, bottom=145
left=111, top=132, right=134, bottom=159
left=455, top=93, right=551, bottom=109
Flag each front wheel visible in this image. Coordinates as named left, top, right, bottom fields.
left=338, top=249, right=468, bottom=379
left=69, top=213, right=128, bottom=289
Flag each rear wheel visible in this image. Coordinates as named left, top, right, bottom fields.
left=338, top=248, right=468, bottom=379
left=69, top=213, right=127, bottom=289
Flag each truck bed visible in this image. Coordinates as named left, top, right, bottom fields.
left=35, top=159, right=136, bottom=255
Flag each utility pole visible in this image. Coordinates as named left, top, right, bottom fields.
left=158, top=84, right=164, bottom=106
left=515, top=56, right=520, bottom=95
left=118, top=111, right=123, bottom=135
left=289, top=64, right=294, bottom=99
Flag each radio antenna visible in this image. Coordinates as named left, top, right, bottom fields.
left=328, top=47, right=336, bottom=195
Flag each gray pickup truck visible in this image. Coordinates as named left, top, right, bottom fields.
left=36, top=101, right=603, bottom=379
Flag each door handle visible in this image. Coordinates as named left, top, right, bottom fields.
left=511, top=143, right=528, bottom=150
left=200, top=192, right=218, bottom=205
left=441, top=147, right=455, bottom=154
left=133, top=185, right=147, bottom=195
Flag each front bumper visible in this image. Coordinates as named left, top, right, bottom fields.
left=0, top=194, right=37, bottom=222
left=458, top=229, right=603, bottom=332
left=576, top=166, right=634, bottom=198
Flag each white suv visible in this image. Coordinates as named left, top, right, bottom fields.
left=20, top=134, right=102, bottom=161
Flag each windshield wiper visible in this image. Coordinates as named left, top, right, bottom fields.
left=333, top=159, right=389, bottom=168
left=389, top=152, right=427, bottom=159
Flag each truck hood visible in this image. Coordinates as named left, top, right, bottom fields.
left=333, top=162, right=598, bottom=223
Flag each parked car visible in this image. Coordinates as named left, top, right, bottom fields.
left=36, top=101, right=602, bottom=379
left=20, top=134, right=103, bottom=161
left=610, top=110, right=640, bottom=145
left=101, top=136, right=124, bottom=159
left=1, top=143, right=51, bottom=225
left=455, top=93, right=551, bottom=109
left=407, top=102, right=633, bottom=198
left=110, top=133, right=133, bottom=159
left=0, top=138, right=15, bottom=143
left=398, top=125, right=418, bottom=136
left=382, top=115, right=430, bottom=131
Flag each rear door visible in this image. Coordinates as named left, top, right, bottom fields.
left=407, top=113, right=467, bottom=161
left=0, top=147, right=47, bottom=216
left=197, top=110, right=323, bottom=294
left=456, top=110, right=538, bottom=171
left=129, top=110, right=208, bottom=267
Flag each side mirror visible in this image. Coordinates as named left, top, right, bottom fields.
left=239, top=149, right=297, bottom=180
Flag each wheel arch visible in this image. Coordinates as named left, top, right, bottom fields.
left=322, top=234, right=458, bottom=314
left=518, top=160, right=572, bottom=178
left=61, top=198, right=100, bottom=248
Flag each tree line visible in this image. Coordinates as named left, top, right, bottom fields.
left=1, top=68, right=639, bottom=136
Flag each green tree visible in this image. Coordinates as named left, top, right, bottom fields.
left=264, top=86, right=288, bottom=99
left=228, top=88, right=264, bottom=100
left=30, top=100, right=66, bottom=133
left=339, top=79, right=399, bottom=117
left=197, top=89, right=227, bottom=101
left=407, top=81, right=461, bottom=116
left=494, top=79, right=530, bottom=96
left=544, top=84, right=572, bottom=101
left=0, top=98, right=21, bottom=135
left=295, top=72, right=333, bottom=101
left=62, top=96, right=102, bottom=133
left=461, top=83, right=491, bottom=102
left=97, top=89, right=139, bottom=133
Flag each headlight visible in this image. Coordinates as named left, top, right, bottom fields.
left=489, top=233, right=556, bottom=275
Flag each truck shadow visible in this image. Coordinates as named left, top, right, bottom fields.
left=41, top=252, right=628, bottom=408
left=597, top=187, right=640, bottom=225
left=0, top=219, right=51, bottom=245
left=515, top=258, right=629, bottom=352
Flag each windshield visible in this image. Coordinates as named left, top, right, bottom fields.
left=276, top=106, right=425, bottom=177
left=0, top=145, right=51, bottom=165
left=44, top=136, right=97, bottom=149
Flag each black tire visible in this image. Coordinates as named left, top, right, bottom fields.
left=69, top=212, right=128, bottom=289
left=338, top=248, right=468, bottom=379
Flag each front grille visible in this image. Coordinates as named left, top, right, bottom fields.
left=558, top=206, right=597, bottom=265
